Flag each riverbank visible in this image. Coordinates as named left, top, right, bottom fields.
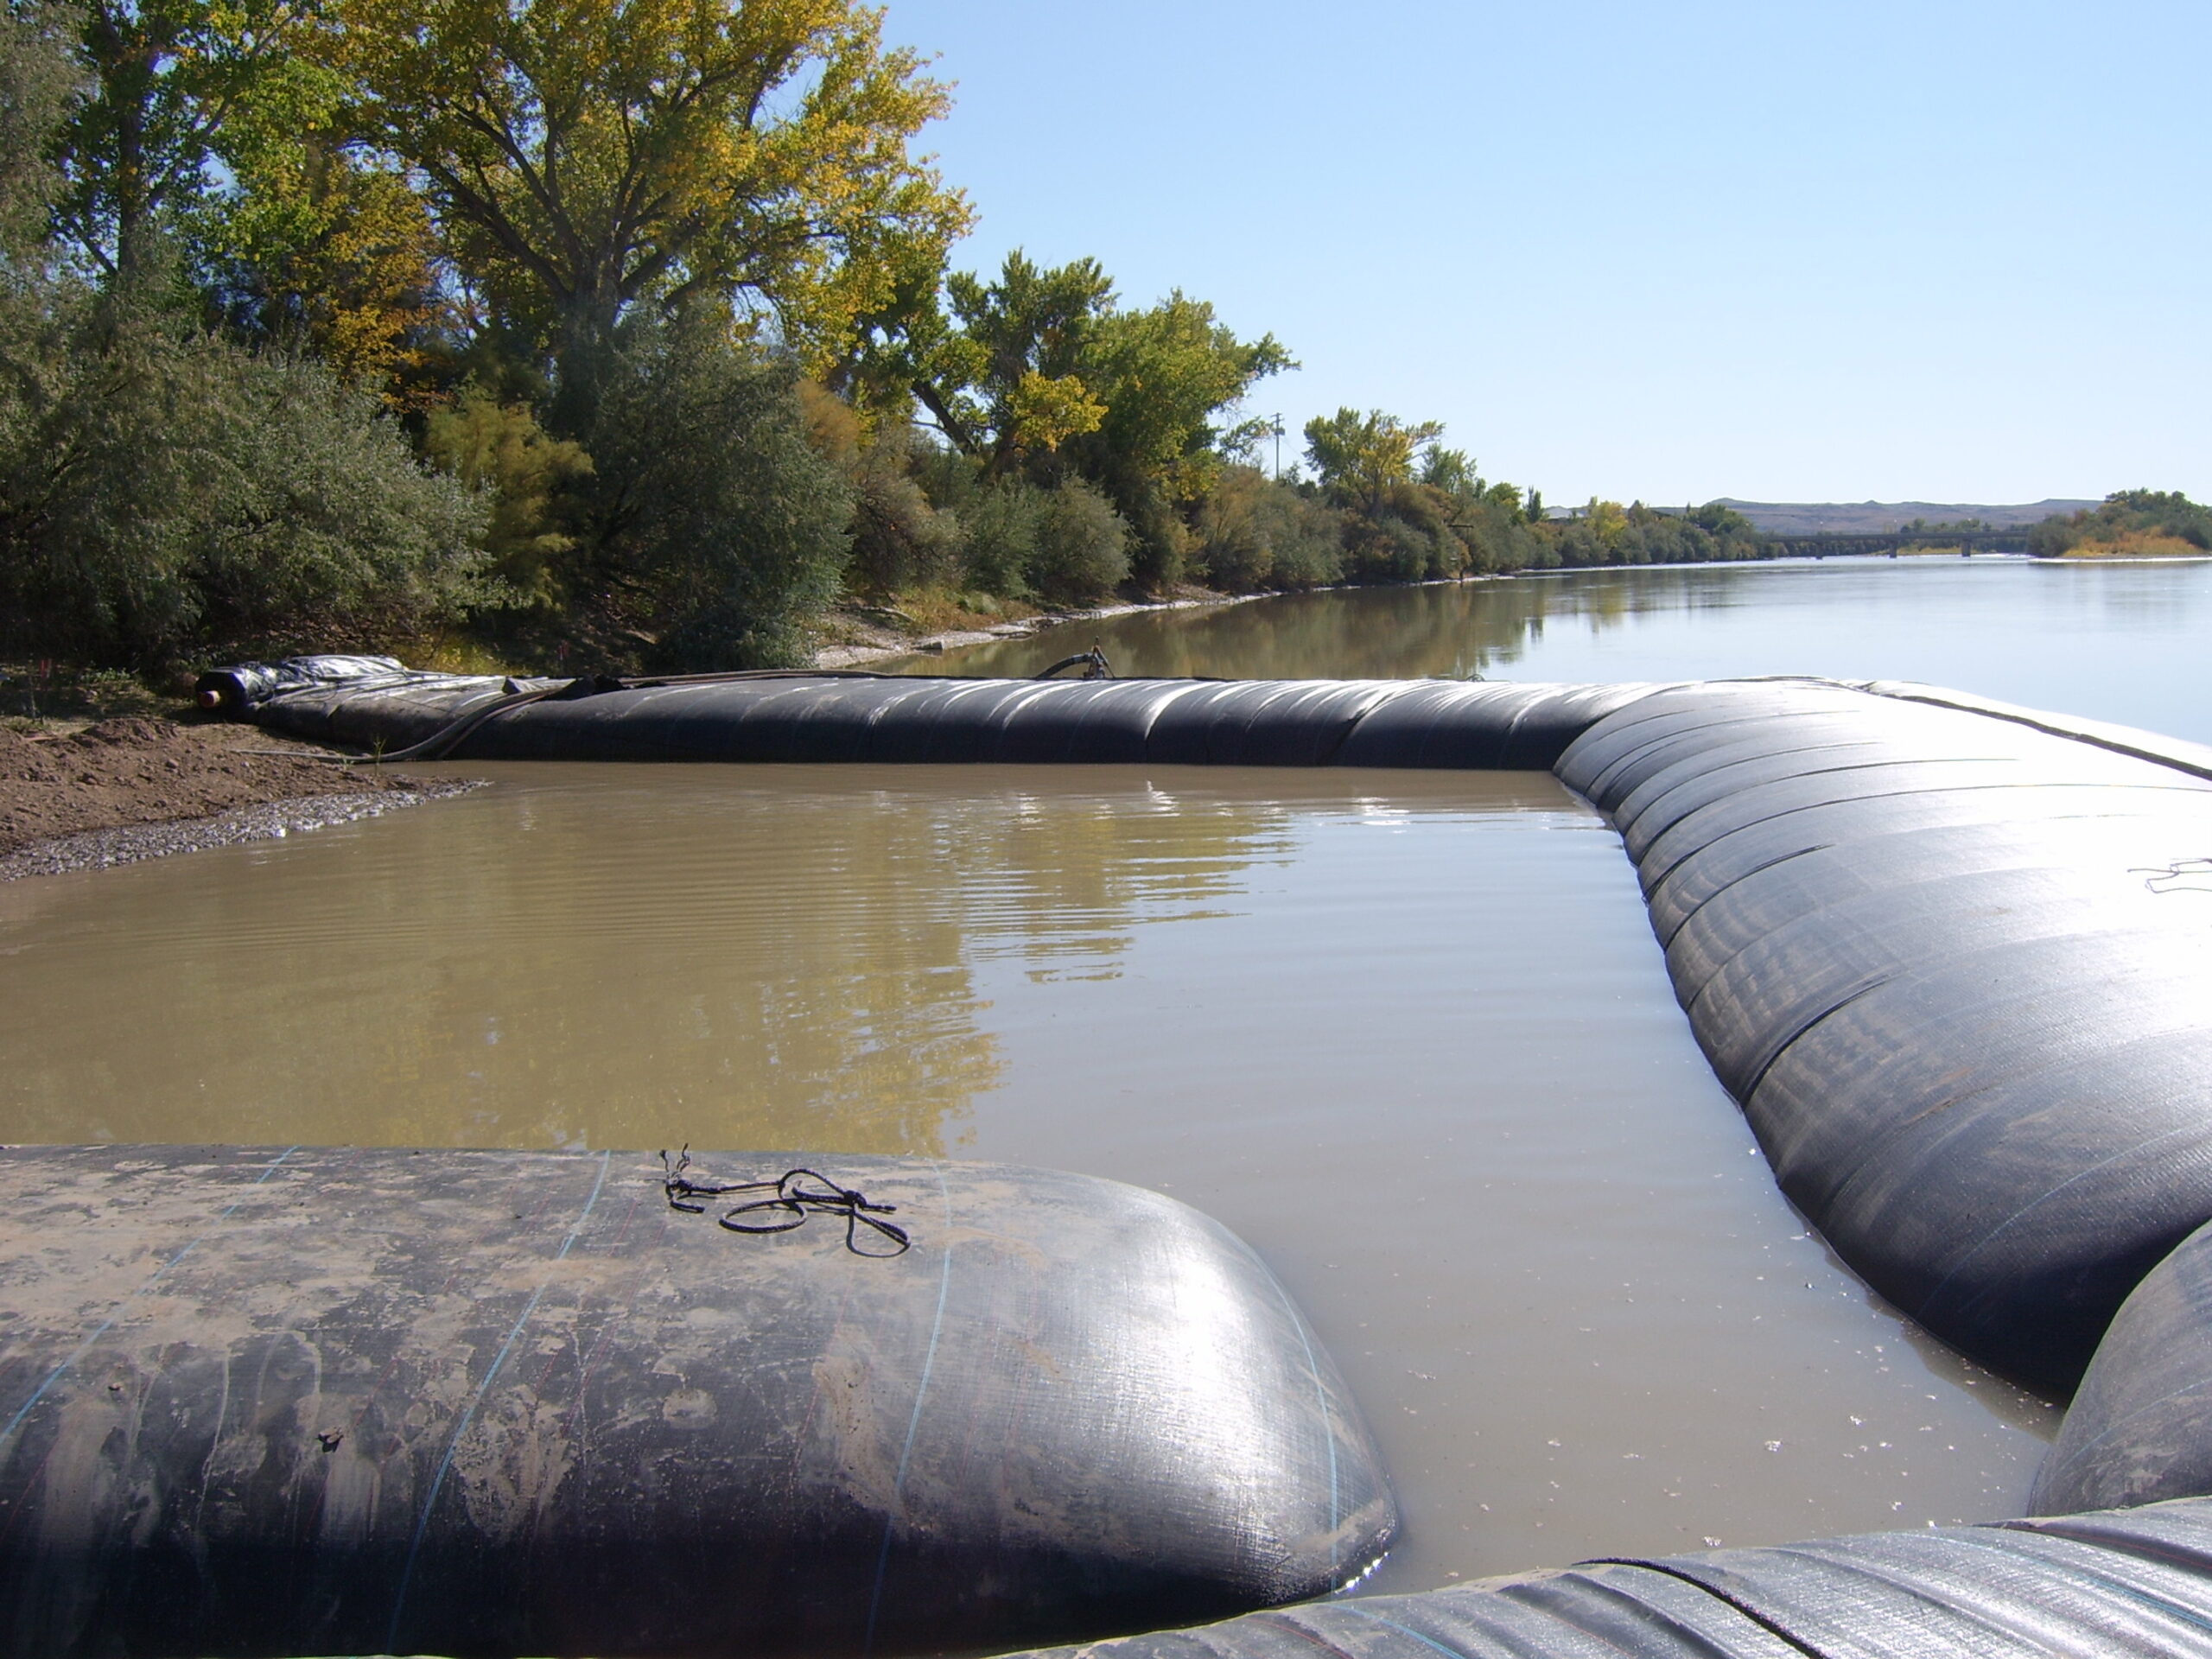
left=0, top=718, right=477, bottom=880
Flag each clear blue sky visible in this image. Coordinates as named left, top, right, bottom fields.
left=880, top=0, right=2211, bottom=508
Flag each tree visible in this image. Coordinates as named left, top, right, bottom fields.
left=566, top=316, right=851, bottom=670
left=1, top=0, right=82, bottom=270
left=926, top=251, right=1113, bottom=464
left=1074, top=290, right=1288, bottom=500
left=1302, top=407, right=1445, bottom=514
left=2029, top=489, right=2212, bottom=558
left=194, top=60, right=450, bottom=399
left=330, top=0, right=971, bottom=381
left=895, top=251, right=1288, bottom=588
left=51, top=0, right=313, bottom=282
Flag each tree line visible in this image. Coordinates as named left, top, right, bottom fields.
left=2028, top=491, right=2212, bottom=559
left=0, top=0, right=1777, bottom=677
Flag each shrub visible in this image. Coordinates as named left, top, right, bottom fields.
left=0, top=299, right=489, bottom=667
left=569, top=320, right=851, bottom=671
left=1197, top=467, right=1344, bottom=590
left=423, top=387, right=593, bottom=613
left=1028, top=478, right=1129, bottom=604
left=845, top=421, right=963, bottom=596
left=957, top=477, right=1044, bottom=598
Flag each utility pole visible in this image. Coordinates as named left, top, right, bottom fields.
left=1272, top=414, right=1283, bottom=480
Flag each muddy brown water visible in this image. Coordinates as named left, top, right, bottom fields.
left=0, top=760, right=2052, bottom=1597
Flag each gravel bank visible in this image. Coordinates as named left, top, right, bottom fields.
left=1, top=717, right=484, bottom=880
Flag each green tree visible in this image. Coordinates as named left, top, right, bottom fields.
left=566, top=316, right=851, bottom=670
left=931, top=251, right=1114, bottom=465
left=1, top=0, right=82, bottom=269
left=2029, top=489, right=2212, bottom=557
left=1070, top=289, right=1289, bottom=577
left=51, top=0, right=312, bottom=282
left=194, top=55, right=449, bottom=401
left=902, top=251, right=1288, bottom=589
left=1302, top=407, right=1445, bottom=514
left=330, top=0, right=971, bottom=380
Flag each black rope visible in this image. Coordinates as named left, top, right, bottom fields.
left=660, top=1148, right=911, bottom=1257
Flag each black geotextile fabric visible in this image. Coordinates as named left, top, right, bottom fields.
left=1554, top=682, right=2212, bottom=1393
left=242, top=674, right=1664, bottom=771
left=0, top=1147, right=1393, bottom=1659
left=2036, top=1217, right=2212, bottom=1516
left=1008, top=1499, right=2212, bottom=1659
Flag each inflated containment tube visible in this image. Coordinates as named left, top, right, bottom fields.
left=127, top=658, right=2212, bottom=1657
left=0, top=1147, right=1391, bottom=1658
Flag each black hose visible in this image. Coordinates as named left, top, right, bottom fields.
left=372, top=685, right=563, bottom=761
left=1033, top=646, right=1115, bottom=681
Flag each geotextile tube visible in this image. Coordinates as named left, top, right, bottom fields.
left=2033, top=1217, right=2212, bottom=1516
left=220, top=662, right=1667, bottom=770
left=0, top=1146, right=1393, bottom=1659
left=195, top=658, right=2212, bottom=1654
left=1001, top=1498, right=2212, bottom=1659
left=1553, top=681, right=2212, bottom=1394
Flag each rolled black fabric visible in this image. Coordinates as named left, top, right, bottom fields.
left=237, top=669, right=1657, bottom=772
left=0, top=1147, right=1393, bottom=1659
left=1558, top=682, right=2212, bottom=1391
left=192, top=655, right=410, bottom=714
left=2035, top=1219, right=2212, bottom=1515
left=1006, top=1500, right=2212, bottom=1659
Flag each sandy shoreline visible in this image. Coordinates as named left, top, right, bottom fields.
left=0, top=779, right=485, bottom=881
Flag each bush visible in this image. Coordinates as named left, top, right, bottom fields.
left=0, top=298, right=489, bottom=667
left=845, top=422, right=963, bottom=596
left=422, top=387, right=593, bottom=613
left=569, top=321, right=851, bottom=671
left=1197, top=467, right=1343, bottom=590
left=1029, top=478, right=1129, bottom=604
left=2030, top=490, right=2212, bottom=558
left=957, top=476, right=1043, bottom=598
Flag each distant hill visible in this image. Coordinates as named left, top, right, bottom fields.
left=1712, top=499, right=2099, bottom=535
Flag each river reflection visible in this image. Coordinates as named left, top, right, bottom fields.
left=0, top=766, right=1311, bottom=1151
left=917, top=557, right=2212, bottom=742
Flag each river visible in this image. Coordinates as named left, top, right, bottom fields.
left=12, top=556, right=2202, bottom=1599
left=916, top=555, right=2212, bottom=743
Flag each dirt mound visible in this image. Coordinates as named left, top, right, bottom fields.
left=0, top=719, right=430, bottom=857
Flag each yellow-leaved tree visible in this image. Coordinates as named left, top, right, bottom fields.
left=329, top=0, right=972, bottom=381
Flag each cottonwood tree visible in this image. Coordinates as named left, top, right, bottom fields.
left=331, top=0, right=972, bottom=385
left=50, top=0, right=313, bottom=282
left=1302, top=407, right=1445, bottom=516
left=882, top=250, right=1288, bottom=586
